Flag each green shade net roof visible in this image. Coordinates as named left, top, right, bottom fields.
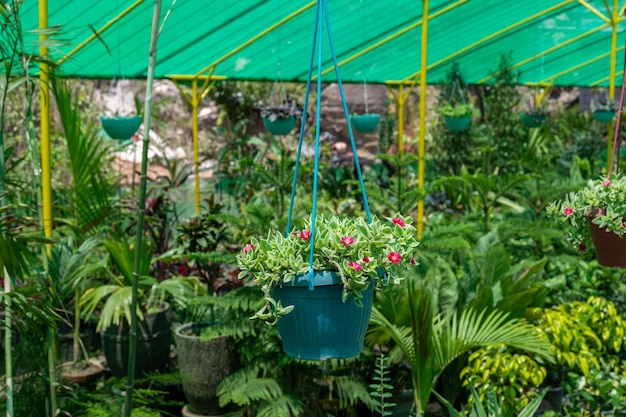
left=8, top=0, right=626, bottom=87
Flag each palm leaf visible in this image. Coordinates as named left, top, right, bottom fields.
left=432, top=309, right=554, bottom=376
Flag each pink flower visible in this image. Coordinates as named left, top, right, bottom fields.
left=292, top=231, right=299, bottom=237
left=242, top=244, right=255, bottom=253
left=348, top=261, right=362, bottom=271
left=578, top=243, right=587, bottom=252
left=363, top=257, right=370, bottom=263
left=563, top=207, right=574, bottom=216
left=603, top=181, right=612, bottom=187
left=341, top=236, right=355, bottom=246
left=387, top=252, right=402, bottom=264
left=411, top=257, right=417, bottom=265
left=391, top=217, right=406, bottom=227
left=299, top=230, right=311, bottom=240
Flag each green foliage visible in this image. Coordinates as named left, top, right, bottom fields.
left=369, top=355, right=397, bottom=417
left=237, top=212, right=420, bottom=322
left=367, top=271, right=553, bottom=415
left=51, top=77, right=120, bottom=238
left=434, top=384, right=545, bottom=417
left=437, top=102, right=476, bottom=118
left=361, top=152, right=424, bottom=216
left=461, top=344, right=547, bottom=413
left=546, top=171, right=626, bottom=249
left=81, top=236, right=201, bottom=331
left=481, top=53, right=526, bottom=174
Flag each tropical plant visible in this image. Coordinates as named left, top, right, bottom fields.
left=369, top=354, right=397, bottom=417
left=545, top=172, right=626, bottom=250
left=51, top=77, right=120, bottom=238
left=434, top=384, right=546, bottom=417
left=366, top=274, right=554, bottom=415
left=80, top=236, right=200, bottom=332
left=460, top=344, right=547, bottom=413
left=237, top=212, right=420, bottom=322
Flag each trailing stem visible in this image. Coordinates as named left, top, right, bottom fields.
left=124, top=1, right=162, bottom=416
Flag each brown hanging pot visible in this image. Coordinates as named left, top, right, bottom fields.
left=588, top=214, right=626, bottom=268
left=588, top=46, right=626, bottom=268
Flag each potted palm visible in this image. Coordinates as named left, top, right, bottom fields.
left=437, top=102, right=475, bottom=132
left=237, top=213, right=420, bottom=360
left=81, top=237, right=199, bottom=378
left=546, top=172, right=626, bottom=267
left=257, top=95, right=303, bottom=135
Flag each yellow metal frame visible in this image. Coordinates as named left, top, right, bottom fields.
left=56, top=0, right=145, bottom=66
left=401, top=0, right=577, bottom=82
left=171, top=72, right=226, bottom=213
left=417, top=0, right=429, bottom=239
left=539, top=47, right=624, bottom=84
left=387, top=74, right=421, bottom=155
left=40, top=0, right=52, bottom=241
left=525, top=81, right=554, bottom=109
left=579, top=0, right=611, bottom=22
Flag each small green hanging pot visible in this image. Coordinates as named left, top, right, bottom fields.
left=101, top=116, right=142, bottom=140
left=521, top=113, right=546, bottom=128
left=263, top=116, right=297, bottom=135
left=444, top=115, right=471, bottom=132
left=350, top=114, right=380, bottom=133
left=593, top=110, right=615, bottom=124
left=271, top=270, right=373, bottom=360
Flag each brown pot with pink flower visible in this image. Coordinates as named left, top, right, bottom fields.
left=546, top=50, right=626, bottom=268
left=546, top=173, right=626, bottom=268
left=237, top=213, right=420, bottom=360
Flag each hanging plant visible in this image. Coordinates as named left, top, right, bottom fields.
left=521, top=111, right=546, bottom=128
left=546, top=57, right=626, bottom=268
left=437, top=102, right=475, bottom=132
left=101, top=115, right=142, bottom=140
left=592, top=89, right=619, bottom=124
left=237, top=213, right=420, bottom=359
left=257, top=95, right=303, bottom=135
left=101, top=86, right=143, bottom=140
left=350, top=79, right=380, bottom=133
left=351, top=113, right=380, bottom=133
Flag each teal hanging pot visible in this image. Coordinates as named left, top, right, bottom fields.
left=593, top=110, right=615, bottom=124
left=271, top=270, right=373, bottom=360
left=521, top=113, right=546, bottom=128
left=101, top=116, right=142, bottom=140
left=351, top=114, right=380, bottom=133
left=444, top=115, right=471, bottom=132
left=263, top=116, right=297, bottom=135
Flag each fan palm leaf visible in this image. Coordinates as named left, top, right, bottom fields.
left=369, top=283, right=553, bottom=414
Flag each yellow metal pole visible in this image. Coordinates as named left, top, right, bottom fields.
left=192, top=79, right=201, bottom=214
left=40, top=0, right=52, bottom=241
left=540, top=49, right=623, bottom=84
left=403, top=0, right=576, bottom=82
left=56, top=0, right=145, bottom=66
left=417, top=0, right=429, bottom=239
left=578, top=0, right=611, bottom=22
left=607, top=0, right=619, bottom=169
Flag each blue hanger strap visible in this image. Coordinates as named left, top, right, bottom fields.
left=308, top=0, right=324, bottom=291
left=322, top=0, right=372, bottom=224
left=285, top=0, right=320, bottom=237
